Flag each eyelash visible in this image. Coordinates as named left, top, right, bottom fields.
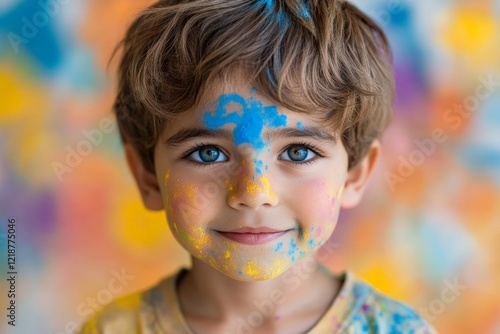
left=181, top=141, right=324, bottom=167
left=181, top=142, right=227, bottom=168
left=281, top=141, right=324, bottom=166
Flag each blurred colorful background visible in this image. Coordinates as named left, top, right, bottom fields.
left=1, top=0, right=499, bottom=333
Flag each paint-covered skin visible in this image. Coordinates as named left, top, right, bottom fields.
left=203, top=92, right=287, bottom=175
left=154, top=80, right=349, bottom=281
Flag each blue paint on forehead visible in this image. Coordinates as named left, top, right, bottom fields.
left=203, top=93, right=287, bottom=151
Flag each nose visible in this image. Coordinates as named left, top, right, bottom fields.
left=227, top=161, right=279, bottom=210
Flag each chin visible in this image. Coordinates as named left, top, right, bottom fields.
left=211, top=259, right=291, bottom=282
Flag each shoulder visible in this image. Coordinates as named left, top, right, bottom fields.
left=78, top=292, right=149, bottom=334
left=340, top=272, right=438, bottom=334
left=77, top=270, right=183, bottom=334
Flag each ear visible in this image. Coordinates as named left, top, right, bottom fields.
left=124, top=144, right=164, bottom=211
left=340, top=140, right=380, bottom=209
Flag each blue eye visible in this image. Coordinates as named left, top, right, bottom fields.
left=280, top=145, right=317, bottom=162
left=189, top=146, right=228, bottom=163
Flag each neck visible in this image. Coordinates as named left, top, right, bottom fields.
left=177, top=256, right=340, bottom=324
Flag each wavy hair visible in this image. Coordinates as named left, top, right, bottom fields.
left=112, top=0, right=394, bottom=172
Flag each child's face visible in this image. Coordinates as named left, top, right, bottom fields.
left=153, top=79, right=350, bottom=281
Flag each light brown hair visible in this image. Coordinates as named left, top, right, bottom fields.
left=113, top=0, right=394, bottom=172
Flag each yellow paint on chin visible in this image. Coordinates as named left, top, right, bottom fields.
left=242, top=258, right=287, bottom=280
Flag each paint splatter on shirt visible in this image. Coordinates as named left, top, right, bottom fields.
left=78, top=268, right=437, bottom=333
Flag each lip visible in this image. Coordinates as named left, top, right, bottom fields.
left=217, top=227, right=291, bottom=245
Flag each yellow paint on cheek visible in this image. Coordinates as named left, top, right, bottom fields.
left=164, top=171, right=170, bottom=186
left=337, top=184, right=344, bottom=200
left=327, top=188, right=335, bottom=200
left=173, top=183, right=199, bottom=200
left=188, top=226, right=210, bottom=250
left=301, top=227, right=310, bottom=241
left=227, top=182, right=235, bottom=201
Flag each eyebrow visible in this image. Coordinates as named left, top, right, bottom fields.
left=165, top=128, right=232, bottom=146
left=164, top=126, right=337, bottom=147
left=267, top=127, right=337, bottom=144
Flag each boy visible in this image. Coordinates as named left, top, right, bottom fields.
left=80, top=0, right=437, bottom=333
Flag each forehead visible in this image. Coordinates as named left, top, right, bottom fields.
left=166, top=77, right=333, bottom=138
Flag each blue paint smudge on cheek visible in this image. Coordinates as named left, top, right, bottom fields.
left=288, top=238, right=299, bottom=262
left=274, top=241, right=284, bottom=252
left=297, top=121, right=303, bottom=129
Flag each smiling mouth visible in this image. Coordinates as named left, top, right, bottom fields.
left=217, top=228, right=291, bottom=245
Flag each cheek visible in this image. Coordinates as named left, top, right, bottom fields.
left=165, top=182, right=204, bottom=231
left=292, top=180, right=340, bottom=222
left=165, top=184, right=216, bottom=256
